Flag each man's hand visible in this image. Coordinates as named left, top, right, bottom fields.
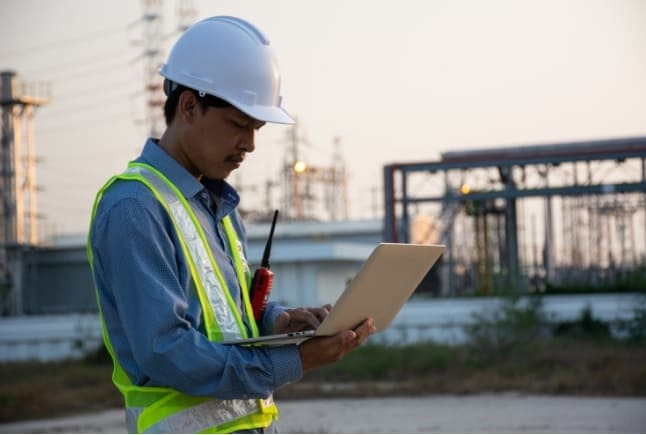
left=298, top=318, right=377, bottom=372
left=274, top=304, right=333, bottom=333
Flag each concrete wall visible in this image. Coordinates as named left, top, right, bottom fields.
left=21, top=247, right=97, bottom=314
left=7, top=219, right=640, bottom=363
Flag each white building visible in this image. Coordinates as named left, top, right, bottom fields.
left=245, top=219, right=382, bottom=307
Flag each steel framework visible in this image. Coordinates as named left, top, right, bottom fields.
left=383, top=136, right=646, bottom=295
left=1, top=71, right=49, bottom=315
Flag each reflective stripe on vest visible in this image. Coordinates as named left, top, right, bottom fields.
left=87, top=163, right=277, bottom=433
left=127, top=396, right=276, bottom=434
left=126, top=163, right=257, bottom=341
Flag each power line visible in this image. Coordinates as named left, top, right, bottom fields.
left=22, top=49, right=135, bottom=76
left=36, top=111, right=141, bottom=134
left=37, top=202, right=94, bottom=215
left=38, top=180, right=95, bottom=191
left=0, top=20, right=142, bottom=58
left=51, top=77, right=141, bottom=102
left=47, top=55, right=142, bottom=82
left=40, top=89, right=141, bottom=118
left=39, top=163, right=113, bottom=182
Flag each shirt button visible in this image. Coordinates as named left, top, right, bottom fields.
left=201, top=192, right=208, bottom=200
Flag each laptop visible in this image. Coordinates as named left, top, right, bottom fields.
left=223, top=243, right=445, bottom=346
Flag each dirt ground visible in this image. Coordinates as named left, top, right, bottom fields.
left=1, top=393, right=644, bottom=433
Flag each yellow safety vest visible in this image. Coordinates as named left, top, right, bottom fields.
left=87, top=162, right=278, bottom=433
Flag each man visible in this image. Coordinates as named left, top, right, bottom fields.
left=87, top=16, right=375, bottom=434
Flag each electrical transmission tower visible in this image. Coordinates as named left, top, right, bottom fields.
left=1, top=70, right=50, bottom=315
left=141, top=0, right=166, bottom=138
left=328, top=136, right=349, bottom=221
left=280, top=121, right=349, bottom=221
left=176, top=0, right=197, bottom=32
left=140, top=0, right=197, bottom=138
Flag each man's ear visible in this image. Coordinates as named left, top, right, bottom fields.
left=177, top=90, right=198, bottom=123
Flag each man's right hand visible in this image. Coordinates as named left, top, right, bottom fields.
left=297, top=318, right=376, bottom=372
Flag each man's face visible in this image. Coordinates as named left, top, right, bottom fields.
left=181, top=103, right=265, bottom=180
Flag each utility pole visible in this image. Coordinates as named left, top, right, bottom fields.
left=499, top=165, right=520, bottom=290
left=0, top=70, right=50, bottom=315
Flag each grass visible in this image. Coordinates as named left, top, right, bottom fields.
left=0, top=359, right=121, bottom=423
left=1, top=338, right=645, bottom=424
left=3, top=295, right=645, bottom=424
left=278, top=338, right=646, bottom=399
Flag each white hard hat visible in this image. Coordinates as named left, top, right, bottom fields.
left=159, top=16, right=294, bottom=124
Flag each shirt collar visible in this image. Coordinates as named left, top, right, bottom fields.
left=201, top=177, right=240, bottom=219
left=136, top=139, right=241, bottom=216
left=136, top=138, right=205, bottom=199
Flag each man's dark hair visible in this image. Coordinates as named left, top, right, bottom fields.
left=163, top=83, right=232, bottom=125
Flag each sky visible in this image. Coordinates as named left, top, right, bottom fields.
left=1, top=0, right=645, bottom=238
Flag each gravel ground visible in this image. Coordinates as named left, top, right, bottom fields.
left=1, top=394, right=645, bottom=433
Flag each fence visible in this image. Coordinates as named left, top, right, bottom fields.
left=0, top=293, right=642, bottom=362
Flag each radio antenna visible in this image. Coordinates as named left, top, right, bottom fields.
left=261, top=210, right=279, bottom=268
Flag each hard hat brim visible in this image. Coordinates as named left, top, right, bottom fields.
left=236, top=103, right=295, bottom=125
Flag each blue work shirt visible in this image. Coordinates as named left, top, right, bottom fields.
left=89, top=139, right=303, bottom=399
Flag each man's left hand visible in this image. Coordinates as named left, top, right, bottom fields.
left=274, top=304, right=333, bottom=333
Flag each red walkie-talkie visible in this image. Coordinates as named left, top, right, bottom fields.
left=250, top=210, right=279, bottom=322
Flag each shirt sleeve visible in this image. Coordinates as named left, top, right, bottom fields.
left=260, top=302, right=286, bottom=334
left=91, top=192, right=303, bottom=399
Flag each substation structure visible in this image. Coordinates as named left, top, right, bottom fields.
left=384, top=136, right=646, bottom=296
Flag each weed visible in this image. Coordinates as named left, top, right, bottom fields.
left=616, top=295, right=646, bottom=342
left=305, top=342, right=461, bottom=382
left=552, top=305, right=611, bottom=339
left=463, top=294, right=548, bottom=364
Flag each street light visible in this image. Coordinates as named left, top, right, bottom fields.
left=293, top=161, right=308, bottom=173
